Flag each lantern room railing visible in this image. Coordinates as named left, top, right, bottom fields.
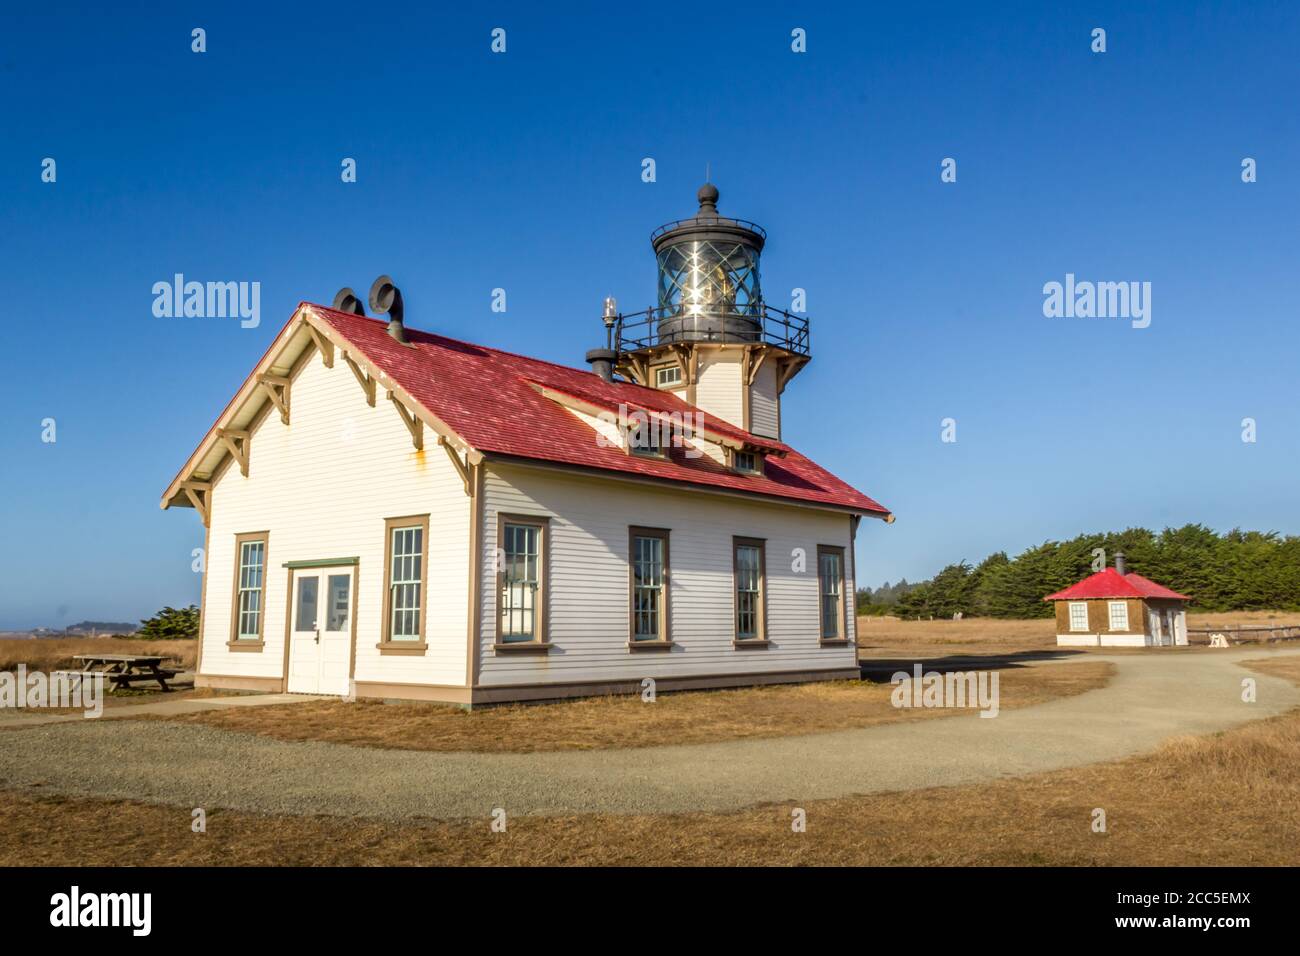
left=649, top=217, right=768, bottom=243
left=612, top=303, right=811, bottom=356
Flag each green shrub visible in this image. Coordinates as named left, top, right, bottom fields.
left=136, top=605, right=199, bottom=640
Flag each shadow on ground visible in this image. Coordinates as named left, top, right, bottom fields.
left=857, top=649, right=1085, bottom=683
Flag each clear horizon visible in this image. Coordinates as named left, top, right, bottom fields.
left=2, top=1, right=1298, bottom=629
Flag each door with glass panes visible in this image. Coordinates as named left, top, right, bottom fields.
left=287, top=568, right=353, bottom=695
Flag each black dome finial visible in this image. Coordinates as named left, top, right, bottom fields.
left=696, top=182, right=719, bottom=215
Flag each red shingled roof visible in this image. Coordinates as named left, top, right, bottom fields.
left=308, top=305, right=889, bottom=516
left=1044, top=568, right=1189, bottom=601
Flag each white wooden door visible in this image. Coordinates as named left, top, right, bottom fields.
left=287, top=569, right=353, bottom=695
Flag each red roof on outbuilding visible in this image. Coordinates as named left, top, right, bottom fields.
left=308, top=306, right=890, bottom=516
left=1044, top=568, right=1190, bottom=602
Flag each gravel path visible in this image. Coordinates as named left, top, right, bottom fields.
left=1, top=649, right=1295, bottom=821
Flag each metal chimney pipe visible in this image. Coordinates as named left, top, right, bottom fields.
left=1114, top=551, right=1127, bottom=576
left=368, top=275, right=407, bottom=344
left=331, top=287, right=366, bottom=316
left=586, top=347, right=616, bottom=383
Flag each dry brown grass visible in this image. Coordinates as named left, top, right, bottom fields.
left=4, top=673, right=1297, bottom=866
left=857, top=610, right=1300, bottom=658
left=857, top=615, right=1057, bottom=656
left=142, top=661, right=1112, bottom=753
left=1242, top=656, right=1300, bottom=684
left=0, top=638, right=196, bottom=673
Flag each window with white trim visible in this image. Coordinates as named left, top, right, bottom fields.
left=1108, top=601, right=1129, bottom=632
left=1068, top=602, right=1088, bottom=632
left=731, top=449, right=763, bottom=475
left=628, top=415, right=667, bottom=458
left=654, top=364, right=683, bottom=388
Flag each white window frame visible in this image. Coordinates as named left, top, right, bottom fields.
left=1068, top=602, right=1088, bottom=632
left=731, top=449, right=763, bottom=475
left=627, top=415, right=668, bottom=458
left=654, top=364, right=683, bottom=388
left=1108, top=601, right=1129, bottom=632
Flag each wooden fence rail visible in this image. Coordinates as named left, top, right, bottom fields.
left=1186, top=625, right=1300, bottom=644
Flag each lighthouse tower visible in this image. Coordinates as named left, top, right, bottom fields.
left=601, top=184, right=810, bottom=440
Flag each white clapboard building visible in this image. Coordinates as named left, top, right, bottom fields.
left=161, top=185, right=892, bottom=705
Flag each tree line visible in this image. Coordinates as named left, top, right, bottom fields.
left=858, top=525, right=1300, bottom=620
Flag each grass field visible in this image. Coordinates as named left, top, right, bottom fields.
left=856, top=609, right=1300, bottom=658
left=2, top=658, right=1295, bottom=867
left=0, top=637, right=197, bottom=673
left=142, top=660, right=1111, bottom=752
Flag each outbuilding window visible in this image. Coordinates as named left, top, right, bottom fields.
left=1108, top=601, right=1129, bottom=632
left=1068, top=602, right=1088, bottom=632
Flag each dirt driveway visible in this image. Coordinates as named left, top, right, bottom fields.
left=1, top=649, right=1295, bottom=821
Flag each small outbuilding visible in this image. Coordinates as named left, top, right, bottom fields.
left=1044, top=552, right=1190, bottom=647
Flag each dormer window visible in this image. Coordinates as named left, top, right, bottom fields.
left=627, top=416, right=668, bottom=458
left=731, top=449, right=763, bottom=475
left=654, top=364, right=683, bottom=389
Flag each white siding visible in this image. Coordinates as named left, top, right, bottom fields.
left=565, top=405, right=623, bottom=448
left=201, top=352, right=469, bottom=689
left=694, top=351, right=745, bottom=429
left=845, top=529, right=858, bottom=646
left=477, top=462, right=858, bottom=687
left=749, top=361, right=780, bottom=439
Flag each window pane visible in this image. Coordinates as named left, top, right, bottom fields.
left=633, top=535, right=665, bottom=640
left=1069, top=603, right=1088, bottom=630
left=327, top=574, right=350, bottom=631
left=296, top=577, right=319, bottom=632
left=1109, top=602, right=1128, bottom=631
left=736, top=544, right=761, bottom=639
left=236, top=540, right=265, bottom=638
left=389, top=525, right=423, bottom=640
left=656, top=365, right=682, bottom=387
left=819, top=552, right=842, bottom=638
left=501, top=523, right=541, bottom=642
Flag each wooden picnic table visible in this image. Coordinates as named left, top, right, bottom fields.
left=68, top=654, right=179, bottom=692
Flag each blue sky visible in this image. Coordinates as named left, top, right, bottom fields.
left=1, top=1, right=1297, bottom=628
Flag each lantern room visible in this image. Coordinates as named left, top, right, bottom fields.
left=597, top=184, right=811, bottom=441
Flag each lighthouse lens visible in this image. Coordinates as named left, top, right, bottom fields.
left=656, top=240, right=761, bottom=318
